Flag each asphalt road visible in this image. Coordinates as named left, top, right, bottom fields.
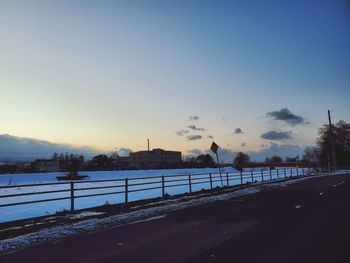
left=1, top=173, right=350, bottom=263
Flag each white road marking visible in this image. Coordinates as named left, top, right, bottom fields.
left=333, top=181, right=345, bottom=187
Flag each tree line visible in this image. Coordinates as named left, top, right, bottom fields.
left=53, top=152, right=218, bottom=171
left=234, top=120, right=350, bottom=169
left=304, top=120, right=350, bottom=168
left=0, top=120, right=348, bottom=174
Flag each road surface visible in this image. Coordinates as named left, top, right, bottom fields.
left=1, top=173, right=350, bottom=263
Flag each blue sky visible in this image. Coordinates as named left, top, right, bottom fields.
left=0, top=0, right=349, bottom=161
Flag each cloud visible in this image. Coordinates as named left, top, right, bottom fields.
left=212, top=148, right=237, bottom=163
left=188, top=115, right=199, bottom=121
left=266, top=108, right=307, bottom=126
left=186, top=148, right=203, bottom=156
left=241, top=142, right=246, bottom=147
left=187, top=143, right=305, bottom=163
left=248, top=143, right=304, bottom=162
left=115, top=148, right=133, bottom=157
left=186, top=135, right=202, bottom=141
left=233, top=128, right=243, bottom=135
left=186, top=148, right=237, bottom=163
left=175, top=130, right=189, bottom=136
left=0, top=134, right=99, bottom=163
left=187, top=125, right=205, bottom=131
left=260, top=131, right=293, bottom=140
left=207, top=135, right=214, bottom=139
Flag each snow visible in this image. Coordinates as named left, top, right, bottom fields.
left=65, top=211, right=105, bottom=219
left=0, top=167, right=238, bottom=185
left=0, top=167, right=308, bottom=223
left=333, top=181, right=345, bottom=187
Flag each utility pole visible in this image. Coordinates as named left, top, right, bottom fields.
left=147, top=139, right=150, bottom=152
left=328, top=110, right=337, bottom=171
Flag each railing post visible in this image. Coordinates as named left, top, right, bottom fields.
left=302, top=168, right=305, bottom=176
left=209, top=173, right=213, bottom=190
left=162, top=175, right=165, bottom=198
left=125, top=178, right=128, bottom=204
left=261, top=169, right=264, bottom=182
left=70, top=181, right=75, bottom=212
left=284, top=169, right=287, bottom=178
left=226, top=172, right=229, bottom=186
left=296, top=168, right=299, bottom=176
left=251, top=171, right=254, bottom=183
left=269, top=169, right=272, bottom=180
left=188, top=174, right=192, bottom=193
left=240, top=171, right=243, bottom=185
left=290, top=168, right=293, bottom=177
left=277, top=169, right=279, bottom=179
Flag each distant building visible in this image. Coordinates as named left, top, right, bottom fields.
left=111, top=156, right=130, bottom=170
left=126, top=148, right=182, bottom=168
left=32, top=159, right=60, bottom=172
left=15, top=162, right=32, bottom=173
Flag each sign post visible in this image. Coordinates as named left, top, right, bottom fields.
left=210, top=142, right=223, bottom=187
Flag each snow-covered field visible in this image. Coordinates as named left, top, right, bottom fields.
left=0, top=175, right=317, bottom=254
left=0, top=167, right=306, bottom=223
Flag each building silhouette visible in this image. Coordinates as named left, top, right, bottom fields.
left=125, top=148, right=182, bottom=169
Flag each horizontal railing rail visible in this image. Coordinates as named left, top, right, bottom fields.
left=0, top=168, right=313, bottom=218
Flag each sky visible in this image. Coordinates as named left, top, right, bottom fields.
left=1, top=0, right=349, bottom=162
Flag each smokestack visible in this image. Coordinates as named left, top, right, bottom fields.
left=147, top=139, right=150, bottom=152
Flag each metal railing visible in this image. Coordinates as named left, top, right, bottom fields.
left=0, top=168, right=312, bottom=215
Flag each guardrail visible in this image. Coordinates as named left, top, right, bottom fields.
left=0, top=168, right=312, bottom=215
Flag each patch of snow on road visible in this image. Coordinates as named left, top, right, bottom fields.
left=0, top=186, right=261, bottom=254
left=333, top=181, right=345, bottom=187
left=65, top=211, right=105, bottom=219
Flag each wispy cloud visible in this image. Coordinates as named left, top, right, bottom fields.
left=266, top=108, right=308, bottom=126
left=241, top=142, right=246, bottom=147
left=207, top=135, right=214, bottom=139
left=188, top=115, right=199, bottom=121
left=175, top=130, right=189, bottom=136
left=260, top=131, right=293, bottom=140
left=186, top=135, right=202, bottom=141
left=187, top=125, right=205, bottom=131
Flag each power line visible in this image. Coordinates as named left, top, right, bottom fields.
left=331, top=112, right=350, bottom=120
left=328, top=105, right=350, bottom=121
left=330, top=103, right=350, bottom=111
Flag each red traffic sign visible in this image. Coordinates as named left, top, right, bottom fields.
left=210, top=142, right=219, bottom=154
